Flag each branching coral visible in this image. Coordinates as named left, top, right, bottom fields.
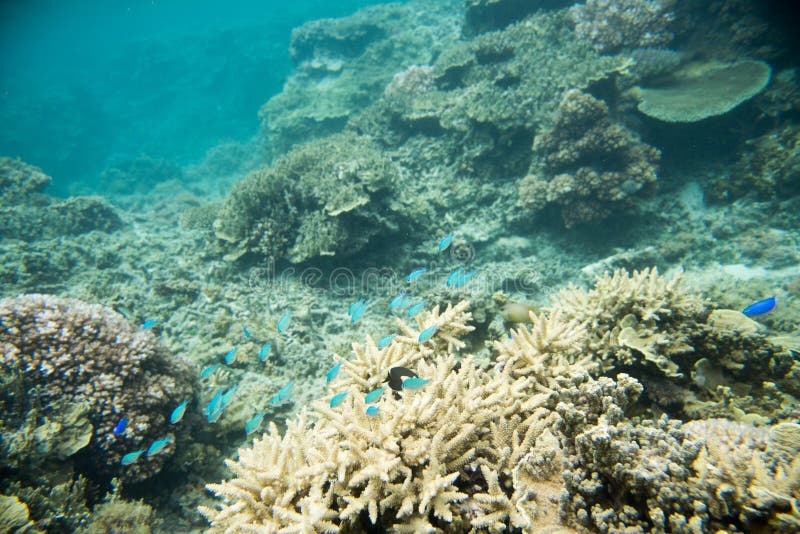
left=0, top=294, right=196, bottom=482
left=522, top=89, right=660, bottom=227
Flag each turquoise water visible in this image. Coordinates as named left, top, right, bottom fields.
left=1, top=1, right=799, bottom=532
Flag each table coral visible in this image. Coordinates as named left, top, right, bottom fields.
left=0, top=294, right=196, bottom=483
left=523, top=89, right=660, bottom=228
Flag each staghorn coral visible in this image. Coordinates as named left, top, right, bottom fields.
left=213, top=132, right=399, bottom=263
left=200, top=301, right=569, bottom=532
left=0, top=294, right=196, bottom=483
left=569, top=0, right=676, bottom=53
left=522, top=89, right=660, bottom=228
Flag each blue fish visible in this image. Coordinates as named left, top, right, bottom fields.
left=446, top=267, right=464, bottom=287
left=407, top=300, right=426, bottom=318
left=348, top=298, right=365, bottom=316
left=120, top=449, right=145, bottom=466
left=242, top=325, right=251, bottom=339
left=277, top=311, right=292, bottom=333
left=453, top=270, right=477, bottom=288
left=417, top=325, right=439, bottom=343
left=221, top=386, right=237, bottom=408
left=146, top=437, right=172, bottom=457
left=743, top=296, right=777, bottom=317
left=327, top=361, right=343, bottom=383
left=366, top=406, right=380, bottom=417
left=438, top=233, right=454, bottom=251
left=245, top=413, right=265, bottom=435
left=377, top=334, right=396, bottom=349
left=389, top=292, right=407, bottom=311
left=199, top=364, right=219, bottom=379
left=141, top=319, right=158, bottom=329
left=350, top=300, right=368, bottom=323
left=407, top=268, right=428, bottom=283
left=204, top=389, right=223, bottom=416
left=402, top=377, right=429, bottom=391
left=269, top=382, right=294, bottom=405
left=365, top=386, right=386, bottom=404
left=329, top=391, right=348, bottom=408
left=259, top=342, right=272, bottom=362
left=224, top=347, right=238, bottom=365
left=112, top=417, right=129, bottom=436
left=170, top=400, right=188, bottom=425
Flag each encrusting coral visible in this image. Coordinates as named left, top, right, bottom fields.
left=521, top=89, right=660, bottom=228
left=0, top=294, right=196, bottom=483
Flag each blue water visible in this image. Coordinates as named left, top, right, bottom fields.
left=0, top=0, right=389, bottom=195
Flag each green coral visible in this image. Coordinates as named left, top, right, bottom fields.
left=214, top=132, right=399, bottom=263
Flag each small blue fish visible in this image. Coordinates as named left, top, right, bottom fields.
left=389, top=292, right=407, bottom=311
left=418, top=325, right=439, bottom=343
left=242, top=325, right=252, bottom=339
left=329, top=391, right=348, bottom=408
left=146, top=437, right=172, bottom=457
left=224, top=347, right=238, bottom=365
left=141, top=319, right=158, bottom=329
left=407, top=300, right=426, bottom=318
left=221, top=386, right=237, bottom=408
left=350, top=301, right=368, bottom=323
left=121, top=449, right=145, bottom=466
left=200, top=364, right=219, bottom=379
left=259, top=342, right=272, bottom=362
left=348, top=298, right=365, bottom=316
left=327, top=361, right=343, bottom=383
left=112, top=417, right=129, bottom=436
left=365, top=386, right=386, bottom=404
left=170, top=400, right=188, bottom=425
left=438, top=233, right=454, bottom=251
left=277, top=311, right=292, bottom=333
left=377, top=334, right=396, bottom=349
left=366, top=406, right=380, bottom=417
left=407, top=268, right=428, bottom=283
left=742, top=296, right=777, bottom=317
left=245, top=413, right=265, bottom=435
left=204, top=389, right=223, bottom=416
left=453, top=270, right=477, bottom=289
left=270, top=382, right=294, bottom=405
left=402, top=377, right=429, bottom=391
left=446, top=267, right=464, bottom=287
left=207, top=407, right=224, bottom=424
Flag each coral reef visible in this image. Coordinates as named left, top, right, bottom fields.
left=0, top=494, right=33, bottom=533
left=463, top=0, right=569, bottom=36
left=213, top=132, right=399, bottom=263
left=0, top=294, right=196, bottom=482
left=636, top=60, right=772, bottom=122
left=521, top=89, right=660, bottom=227
left=569, top=0, right=676, bottom=53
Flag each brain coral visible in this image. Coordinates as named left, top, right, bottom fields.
left=0, top=294, right=196, bottom=482
left=522, top=89, right=660, bottom=227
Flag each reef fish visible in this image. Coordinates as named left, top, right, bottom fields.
left=221, top=386, right=237, bottom=408
left=406, top=268, right=428, bottom=283
left=112, top=417, right=128, bottom=436
left=204, top=389, right=223, bottom=416
left=366, top=406, right=380, bottom=417
left=277, top=311, right=292, bottom=333
left=242, top=325, right=252, bottom=339
left=743, top=296, right=777, bottom=317
left=452, top=270, right=477, bottom=288
left=402, top=377, right=429, bottom=391
left=407, top=300, right=426, bottom=318
left=224, top=347, right=238, bottom=365
left=199, top=364, right=219, bottom=379
left=141, top=319, right=158, bottom=329
left=387, top=366, right=418, bottom=391
left=245, top=413, right=265, bottom=435
left=365, top=386, right=386, bottom=404
left=270, top=382, right=294, bottom=405
left=438, top=233, right=454, bottom=252
left=350, top=300, right=368, bottom=323
left=259, top=342, right=272, bottom=362
left=146, top=437, right=172, bottom=457
left=446, top=267, right=464, bottom=287
left=348, top=298, right=365, bottom=316
left=329, top=391, right=348, bottom=408
left=418, top=324, right=439, bottom=343
left=327, top=361, right=343, bottom=383
left=389, top=292, right=407, bottom=311
left=121, top=449, right=145, bottom=466
left=377, top=334, right=396, bottom=349
left=169, top=400, right=188, bottom=424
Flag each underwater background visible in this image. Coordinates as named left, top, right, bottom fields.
left=1, top=0, right=799, bottom=532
